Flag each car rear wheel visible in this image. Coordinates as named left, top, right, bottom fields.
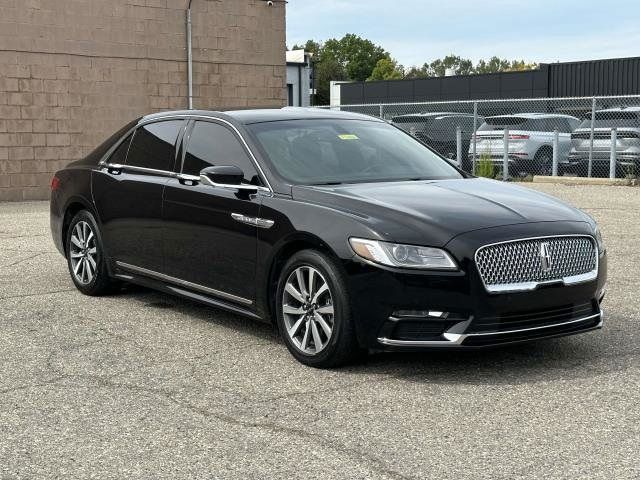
left=276, top=249, right=361, bottom=368
left=535, top=147, right=553, bottom=176
left=66, top=210, right=119, bottom=296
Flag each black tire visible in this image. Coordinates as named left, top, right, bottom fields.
left=534, top=147, right=553, bottom=176
left=557, top=164, right=565, bottom=177
left=65, top=210, right=119, bottom=296
left=275, top=249, right=362, bottom=368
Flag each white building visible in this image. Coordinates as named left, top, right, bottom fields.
left=286, top=49, right=314, bottom=107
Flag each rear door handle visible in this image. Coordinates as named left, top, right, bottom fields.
left=106, top=163, right=123, bottom=175
left=177, top=173, right=200, bottom=186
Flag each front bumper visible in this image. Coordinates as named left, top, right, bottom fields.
left=376, top=307, right=603, bottom=350
left=345, top=222, right=607, bottom=351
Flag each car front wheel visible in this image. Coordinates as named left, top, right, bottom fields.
left=276, top=249, right=361, bottom=368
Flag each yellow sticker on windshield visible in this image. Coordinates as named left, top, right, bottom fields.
left=338, top=134, right=359, bottom=140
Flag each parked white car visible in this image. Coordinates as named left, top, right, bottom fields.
left=568, top=107, right=640, bottom=177
left=468, top=113, right=581, bottom=175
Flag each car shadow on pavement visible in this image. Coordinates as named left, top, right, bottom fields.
left=118, top=283, right=281, bottom=343
left=118, top=284, right=630, bottom=386
left=349, top=324, right=632, bottom=386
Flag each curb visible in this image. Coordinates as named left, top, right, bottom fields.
left=532, top=176, right=638, bottom=186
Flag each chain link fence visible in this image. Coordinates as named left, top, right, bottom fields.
left=317, top=95, right=640, bottom=180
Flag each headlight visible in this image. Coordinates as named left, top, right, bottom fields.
left=349, top=238, right=458, bottom=270
left=593, top=225, right=605, bottom=256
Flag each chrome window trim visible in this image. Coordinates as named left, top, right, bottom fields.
left=115, top=261, right=253, bottom=306
left=104, top=163, right=176, bottom=178
left=474, top=234, right=599, bottom=294
left=377, top=311, right=602, bottom=347
left=97, top=113, right=274, bottom=194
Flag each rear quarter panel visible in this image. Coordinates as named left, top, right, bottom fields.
left=50, top=165, right=96, bottom=257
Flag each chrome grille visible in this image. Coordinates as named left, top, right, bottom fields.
left=475, top=236, right=597, bottom=293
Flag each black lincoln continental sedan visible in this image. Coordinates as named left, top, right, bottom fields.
left=50, top=108, right=607, bottom=367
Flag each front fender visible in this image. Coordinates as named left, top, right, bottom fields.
left=254, top=194, right=382, bottom=320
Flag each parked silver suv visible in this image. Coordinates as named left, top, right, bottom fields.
left=469, top=113, right=580, bottom=175
left=568, top=107, right=640, bottom=177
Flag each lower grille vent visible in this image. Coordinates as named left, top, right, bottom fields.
left=469, top=302, right=597, bottom=334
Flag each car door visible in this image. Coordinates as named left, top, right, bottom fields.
left=93, top=119, right=185, bottom=272
left=162, top=119, right=265, bottom=305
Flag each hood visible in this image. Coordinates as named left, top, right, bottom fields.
left=292, top=178, right=588, bottom=246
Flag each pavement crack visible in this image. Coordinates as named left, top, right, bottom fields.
left=85, top=377, right=414, bottom=480
left=0, top=252, right=47, bottom=269
left=257, top=378, right=373, bottom=404
left=0, top=288, right=76, bottom=300
left=0, top=376, right=70, bottom=395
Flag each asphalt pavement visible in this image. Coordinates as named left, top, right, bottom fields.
left=0, top=183, right=638, bottom=479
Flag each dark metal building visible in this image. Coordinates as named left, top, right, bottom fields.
left=339, top=57, right=640, bottom=104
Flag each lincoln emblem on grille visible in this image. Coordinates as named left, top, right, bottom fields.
left=539, top=242, right=552, bottom=273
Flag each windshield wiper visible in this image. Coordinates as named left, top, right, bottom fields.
left=312, top=181, right=343, bottom=186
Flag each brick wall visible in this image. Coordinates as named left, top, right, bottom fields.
left=0, top=0, right=286, bottom=201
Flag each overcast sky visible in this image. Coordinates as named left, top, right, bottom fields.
left=286, top=0, right=640, bottom=67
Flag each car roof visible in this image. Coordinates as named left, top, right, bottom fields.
left=595, top=106, right=640, bottom=113
left=485, top=113, right=579, bottom=120
left=141, top=107, right=383, bottom=125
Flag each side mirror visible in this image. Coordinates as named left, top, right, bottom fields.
left=200, top=165, right=244, bottom=185
left=199, top=165, right=261, bottom=193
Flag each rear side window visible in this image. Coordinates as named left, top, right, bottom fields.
left=107, top=133, right=133, bottom=165
left=85, top=119, right=139, bottom=165
left=545, top=118, right=572, bottom=133
left=127, top=120, right=183, bottom=171
left=579, top=112, right=640, bottom=129
left=182, top=121, right=260, bottom=185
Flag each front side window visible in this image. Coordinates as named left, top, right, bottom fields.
left=127, top=120, right=183, bottom=171
left=182, top=121, right=260, bottom=185
left=248, top=119, right=462, bottom=185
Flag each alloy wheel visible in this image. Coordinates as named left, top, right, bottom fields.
left=282, top=266, right=334, bottom=355
left=69, top=221, right=98, bottom=285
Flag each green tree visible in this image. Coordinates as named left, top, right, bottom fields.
left=474, top=56, right=538, bottom=74
left=292, top=40, right=321, bottom=56
left=315, top=55, right=346, bottom=105
left=475, top=56, right=511, bottom=74
left=405, top=55, right=538, bottom=79
left=291, top=34, right=390, bottom=104
left=507, top=59, right=538, bottom=71
left=323, top=34, right=389, bottom=81
left=428, top=54, right=474, bottom=77
left=404, top=64, right=430, bottom=79
left=368, top=57, right=404, bottom=81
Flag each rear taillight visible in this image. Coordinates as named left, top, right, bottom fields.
left=51, top=175, right=61, bottom=191
left=509, top=134, right=529, bottom=140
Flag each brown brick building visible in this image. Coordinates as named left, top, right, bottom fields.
left=0, top=0, right=286, bottom=201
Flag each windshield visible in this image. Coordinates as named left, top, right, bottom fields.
left=578, top=112, right=640, bottom=129
left=248, top=119, right=462, bottom=185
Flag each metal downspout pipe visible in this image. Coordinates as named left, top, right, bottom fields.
left=186, top=0, right=194, bottom=109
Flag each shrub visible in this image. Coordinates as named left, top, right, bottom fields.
left=476, top=153, right=495, bottom=178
